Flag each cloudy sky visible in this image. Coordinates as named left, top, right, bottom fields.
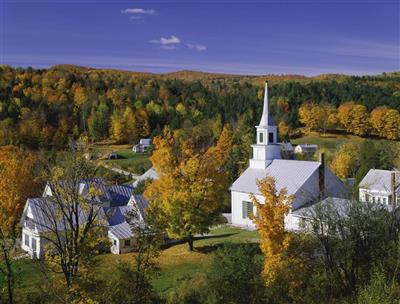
left=1, top=0, right=399, bottom=75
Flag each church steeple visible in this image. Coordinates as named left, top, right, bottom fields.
left=249, top=82, right=281, bottom=169
left=259, top=82, right=271, bottom=127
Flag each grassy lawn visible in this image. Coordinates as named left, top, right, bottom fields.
left=97, top=225, right=259, bottom=295
left=291, top=132, right=364, bottom=151
left=290, top=132, right=395, bottom=165
left=103, top=153, right=152, bottom=175
left=95, top=146, right=152, bottom=175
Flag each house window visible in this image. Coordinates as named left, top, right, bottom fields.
left=383, top=197, right=387, bottom=205
left=365, top=194, right=370, bottom=202
left=242, top=201, right=253, bottom=219
left=268, top=132, right=274, bottom=143
left=31, top=238, right=37, bottom=252
left=372, top=196, right=376, bottom=203
left=113, top=240, right=117, bottom=246
left=124, top=239, right=131, bottom=247
left=24, top=234, right=29, bottom=247
left=259, top=132, right=263, bottom=143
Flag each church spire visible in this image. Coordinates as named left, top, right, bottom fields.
left=249, top=81, right=281, bottom=169
left=259, top=82, right=270, bottom=127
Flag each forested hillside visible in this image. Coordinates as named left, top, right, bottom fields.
left=0, top=65, right=399, bottom=149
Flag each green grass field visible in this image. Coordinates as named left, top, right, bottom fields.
left=13, top=225, right=258, bottom=299
left=92, top=144, right=152, bottom=175
left=290, top=132, right=396, bottom=165
left=103, top=151, right=152, bottom=175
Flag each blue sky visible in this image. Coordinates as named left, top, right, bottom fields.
left=1, top=0, right=399, bottom=75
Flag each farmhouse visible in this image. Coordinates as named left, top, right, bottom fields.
left=294, top=144, right=318, bottom=154
left=133, top=138, right=152, bottom=153
left=20, top=179, right=148, bottom=258
left=230, top=83, right=346, bottom=230
left=359, top=169, right=400, bottom=206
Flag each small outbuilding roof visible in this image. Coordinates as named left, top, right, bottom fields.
left=139, top=138, right=151, bottom=145
left=132, top=167, right=159, bottom=187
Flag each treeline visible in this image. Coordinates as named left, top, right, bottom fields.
left=298, top=102, right=400, bottom=140
left=0, top=65, right=399, bottom=149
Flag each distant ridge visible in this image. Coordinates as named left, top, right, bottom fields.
left=5, top=64, right=398, bottom=85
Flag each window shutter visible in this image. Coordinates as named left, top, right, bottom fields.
left=242, top=201, right=247, bottom=219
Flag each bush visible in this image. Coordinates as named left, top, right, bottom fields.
left=207, top=243, right=265, bottom=304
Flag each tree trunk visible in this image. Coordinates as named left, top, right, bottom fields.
left=187, top=235, right=194, bottom=252
left=3, top=249, right=14, bottom=304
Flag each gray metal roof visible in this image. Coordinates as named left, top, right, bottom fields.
left=231, top=159, right=320, bottom=196
left=109, top=222, right=133, bottom=239
left=292, top=197, right=353, bottom=219
left=107, top=184, right=134, bottom=207
left=131, top=195, right=149, bottom=219
left=132, top=167, right=159, bottom=187
left=231, top=159, right=346, bottom=209
left=359, top=169, right=400, bottom=193
left=139, top=138, right=151, bottom=145
left=24, top=197, right=105, bottom=233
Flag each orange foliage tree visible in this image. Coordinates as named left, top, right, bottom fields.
left=0, top=146, right=39, bottom=304
left=250, top=176, right=294, bottom=285
left=250, top=176, right=313, bottom=300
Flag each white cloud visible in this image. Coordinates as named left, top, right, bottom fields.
left=187, top=43, right=207, bottom=52
left=150, top=35, right=181, bottom=45
left=121, top=8, right=157, bottom=15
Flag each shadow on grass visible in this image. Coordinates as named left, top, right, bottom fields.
left=161, top=233, right=238, bottom=250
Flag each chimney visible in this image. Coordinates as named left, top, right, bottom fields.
left=319, top=153, right=325, bottom=199
left=391, top=172, right=396, bottom=206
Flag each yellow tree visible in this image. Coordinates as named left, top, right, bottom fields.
left=338, top=102, right=370, bottom=136
left=0, top=146, right=39, bottom=304
left=350, top=104, right=370, bottom=136
left=370, top=106, right=388, bottom=137
left=123, top=106, right=138, bottom=143
left=330, top=142, right=360, bottom=178
left=337, top=102, right=355, bottom=131
left=250, top=176, right=293, bottom=286
left=382, top=109, right=400, bottom=140
left=110, top=111, right=125, bottom=143
left=135, top=107, right=151, bottom=137
left=144, top=126, right=232, bottom=251
left=298, top=103, right=324, bottom=133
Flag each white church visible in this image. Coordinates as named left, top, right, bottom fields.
left=230, top=83, right=346, bottom=230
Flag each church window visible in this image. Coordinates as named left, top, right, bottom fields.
left=242, top=201, right=253, bottom=219
left=268, top=132, right=274, bottom=143
left=259, top=132, right=263, bottom=143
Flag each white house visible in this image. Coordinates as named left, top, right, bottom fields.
left=133, top=138, right=151, bottom=153
left=285, top=197, right=352, bottom=232
left=359, top=169, right=400, bottom=206
left=20, top=179, right=150, bottom=258
left=230, top=82, right=346, bottom=230
left=294, top=144, right=318, bottom=154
